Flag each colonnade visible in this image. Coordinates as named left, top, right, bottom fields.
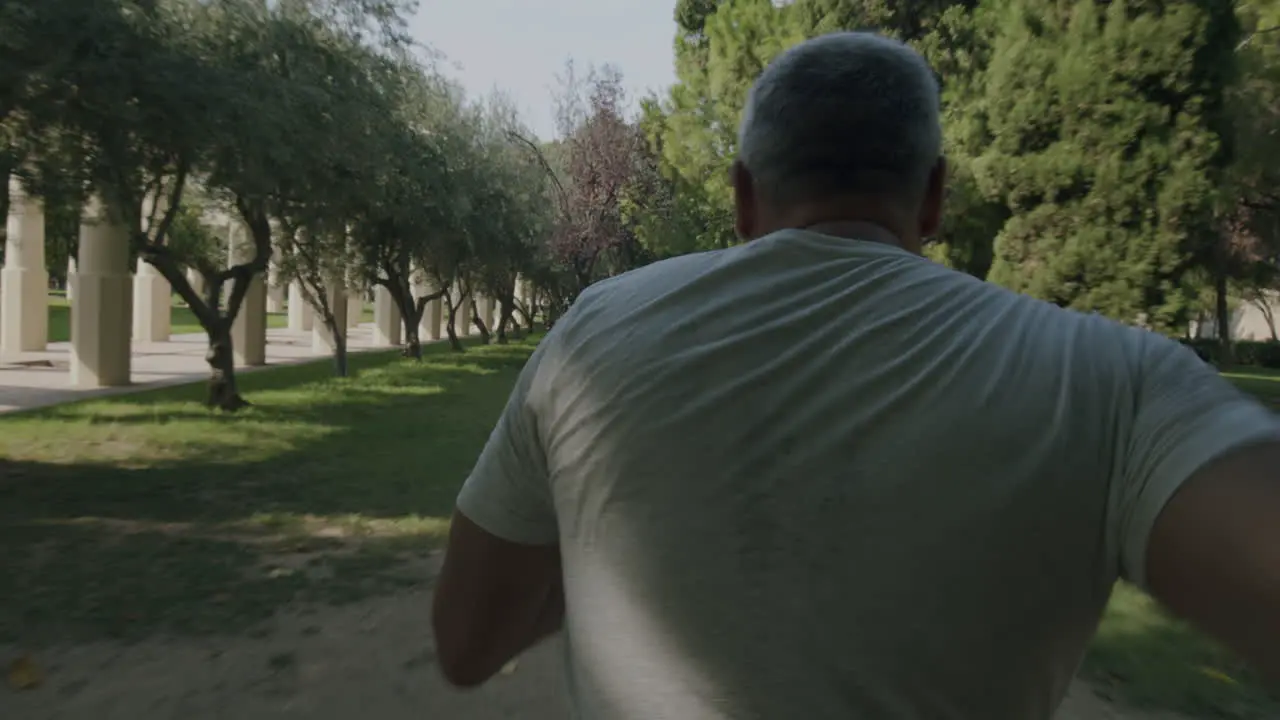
left=1, top=177, right=537, bottom=390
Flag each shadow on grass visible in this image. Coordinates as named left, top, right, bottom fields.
left=0, top=338, right=538, bottom=646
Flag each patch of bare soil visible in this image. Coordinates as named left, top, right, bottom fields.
left=0, top=591, right=1186, bottom=720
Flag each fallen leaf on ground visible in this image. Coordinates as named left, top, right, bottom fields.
left=8, top=655, right=44, bottom=691
left=500, top=659, right=519, bottom=675
left=1199, top=666, right=1238, bottom=685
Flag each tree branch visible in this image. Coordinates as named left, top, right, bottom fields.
left=151, top=160, right=189, bottom=247
left=1238, top=25, right=1280, bottom=50
left=505, top=130, right=570, bottom=218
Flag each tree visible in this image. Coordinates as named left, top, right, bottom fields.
left=342, top=57, right=453, bottom=359
left=548, top=63, right=643, bottom=295
left=1224, top=0, right=1280, bottom=271
left=790, top=0, right=982, bottom=40
left=978, top=0, right=1239, bottom=332
left=660, top=0, right=803, bottom=253
left=264, top=5, right=412, bottom=377
left=508, top=63, right=655, bottom=315
left=24, top=0, right=267, bottom=409
left=914, top=2, right=1009, bottom=278
left=626, top=97, right=710, bottom=259
left=464, top=95, right=550, bottom=344
left=0, top=0, right=426, bottom=406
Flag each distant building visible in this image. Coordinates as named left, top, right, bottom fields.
left=1189, top=291, right=1280, bottom=342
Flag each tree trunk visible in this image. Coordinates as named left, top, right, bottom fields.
left=1251, top=297, right=1278, bottom=342
left=403, top=326, right=422, bottom=359
left=470, top=297, right=491, bottom=344
left=142, top=255, right=250, bottom=412
left=496, top=294, right=516, bottom=344
left=332, top=321, right=349, bottom=377
left=1215, top=267, right=1234, bottom=367
left=381, top=266, right=440, bottom=360
left=389, top=284, right=425, bottom=360
left=519, top=290, right=537, bottom=333
left=444, top=300, right=463, bottom=352
left=205, top=323, right=248, bottom=411
left=496, top=309, right=510, bottom=344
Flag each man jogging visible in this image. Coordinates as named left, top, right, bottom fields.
left=432, top=31, right=1280, bottom=719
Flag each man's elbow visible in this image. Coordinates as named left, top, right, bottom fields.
left=432, top=616, right=497, bottom=688
left=437, top=651, right=495, bottom=689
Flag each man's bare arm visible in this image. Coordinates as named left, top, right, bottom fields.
left=1145, top=439, right=1280, bottom=681
left=432, top=510, right=565, bottom=688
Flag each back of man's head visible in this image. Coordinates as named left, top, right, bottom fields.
left=734, top=32, right=945, bottom=245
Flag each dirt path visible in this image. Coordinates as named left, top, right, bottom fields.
left=1, top=589, right=1186, bottom=720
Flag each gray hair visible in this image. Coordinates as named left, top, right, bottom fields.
left=737, top=32, right=943, bottom=206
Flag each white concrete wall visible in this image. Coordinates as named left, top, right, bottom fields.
left=1191, top=292, right=1280, bottom=342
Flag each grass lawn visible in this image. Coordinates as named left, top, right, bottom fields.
left=0, top=337, right=528, bottom=645
left=1083, top=584, right=1277, bottom=717
left=0, top=342, right=1277, bottom=717
left=46, top=294, right=290, bottom=343
left=1221, top=366, right=1280, bottom=407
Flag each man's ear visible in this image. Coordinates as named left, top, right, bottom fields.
left=919, top=156, right=948, bottom=240
left=731, top=160, right=757, bottom=241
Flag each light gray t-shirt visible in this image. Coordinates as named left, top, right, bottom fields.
left=457, top=227, right=1280, bottom=719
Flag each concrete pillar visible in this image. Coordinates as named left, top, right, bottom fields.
left=227, top=225, right=266, bottom=367
left=373, top=285, right=401, bottom=346
left=185, top=267, right=205, bottom=304
left=71, top=197, right=132, bottom=387
left=287, top=281, right=312, bottom=332
left=427, top=296, right=443, bottom=340
left=312, top=282, right=348, bottom=352
left=346, top=290, right=363, bottom=329
left=266, top=265, right=285, bottom=314
left=1, top=177, right=49, bottom=353
left=519, top=278, right=535, bottom=321
left=66, top=258, right=76, bottom=303
left=481, top=295, right=496, bottom=328
left=132, top=258, right=171, bottom=342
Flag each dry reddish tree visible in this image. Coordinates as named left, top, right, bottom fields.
left=549, top=62, right=648, bottom=295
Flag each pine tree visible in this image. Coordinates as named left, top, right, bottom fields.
left=660, top=0, right=801, bottom=250
left=980, top=0, right=1239, bottom=329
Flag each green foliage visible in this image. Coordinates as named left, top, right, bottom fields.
left=1224, top=0, right=1280, bottom=268
left=164, top=199, right=223, bottom=277
left=625, top=101, right=711, bottom=258
left=660, top=0, right=802, bottom=252
left=1182, top=337, right=1280, bottom=368
left=791, top=0, right=979, bottom=40
left=978, top=0, right=1239, bottom=330
left=642, top=0, right=1279, bottom=338
left=1, top=0, right=553, bottom=399
left=916, top=2, right=1007, bottom=277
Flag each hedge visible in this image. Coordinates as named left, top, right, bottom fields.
left=1180, top=338, right=1280, bottom=368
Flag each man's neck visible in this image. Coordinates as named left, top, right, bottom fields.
left=763, top=197, right=923, bottom=253
left=798, top=220, right=907, bottom=249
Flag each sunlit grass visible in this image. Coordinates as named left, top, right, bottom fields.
left=0, top=335, right=538, bottom=644
left=1083, top=584, right=1277, bottom=717
left=1222, top=367, right=1280, bottom=407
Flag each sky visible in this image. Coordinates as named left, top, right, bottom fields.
left=407, top=0, right=679, bottom=140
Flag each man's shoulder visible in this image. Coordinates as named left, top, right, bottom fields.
left=579, top=249, right=733, bottom=304
left=901, top=260, right=1181, bottom=372
left=554, top=249, right=737, bottom=335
